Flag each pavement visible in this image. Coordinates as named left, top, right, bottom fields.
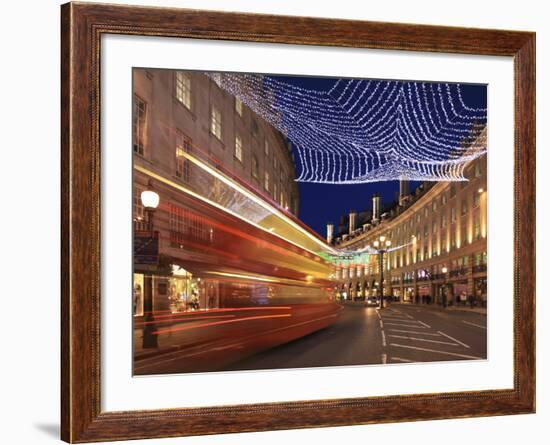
left=223, top=302, right=487, bottom=371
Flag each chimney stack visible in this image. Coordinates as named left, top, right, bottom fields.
left=326, top=223, right=334, bottom=244
left=348, top=210, right=357, bottom=235
left=399, top=179, right=409, bottom=206
left=372, top=194, right=380, bottom=223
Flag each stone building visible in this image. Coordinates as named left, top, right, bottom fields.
left=132, top=69, right=300, bottom=316
left=330, top=152, right=487, bottom=307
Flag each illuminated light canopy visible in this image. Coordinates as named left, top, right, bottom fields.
left=208, top=73, right=487, bottom=183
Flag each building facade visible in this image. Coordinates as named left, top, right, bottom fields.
left=331, top=155, right=487, bottom=307
left=132, top=69, right=300, bottom=316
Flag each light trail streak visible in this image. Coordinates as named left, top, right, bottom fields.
left=153, top=313, right=292, bottom=335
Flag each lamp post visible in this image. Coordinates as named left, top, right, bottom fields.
left=373, top=236, right=392, bottom=309
left=441, top=266, right=448, bottom=308
left=141, top=185, right=160, bottom=348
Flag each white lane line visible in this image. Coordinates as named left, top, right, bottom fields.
left=388, top=329, right=442, bottom=337
left=381, top=315, right=411, bottom=320
left=376, top=310, right=382, bottom=320
left=389, top=335, right=458, bottom=346
left=416, top=320, right=431, bottom=328
left=463, top=320, right=487, bottom=329
left=437, top=331, right=471, bottom=348
left=391, top=356, right=413, bottom=363
left=383, top=322, right=426, bottom=328
left=381, top=330, right=387, bottom=347
left=388, top=309, right=414, bottom=319
left=390, top=343, right=483, bottom=360
left=379, top=319, right=384, bottom=329
left=381, top=353, right=387, bottom=364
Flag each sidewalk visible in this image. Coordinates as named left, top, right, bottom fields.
left=393, top=302, right=487, bottom=315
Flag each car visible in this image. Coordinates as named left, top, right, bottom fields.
left=365, top=296, right=379, bottom=307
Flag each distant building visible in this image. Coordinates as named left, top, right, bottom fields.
left=330, top=154, right=487, bottom=307
left=132, top=69, right=300, bottom=316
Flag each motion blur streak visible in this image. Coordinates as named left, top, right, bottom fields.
left=153, top=314, right=292, bottom=335
left=133, top=148, right=342, bottom=375
left=134, top=315, right=236, bottom=326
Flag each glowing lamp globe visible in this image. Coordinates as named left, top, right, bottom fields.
left=373, top=240, right=380, bottom=248
left=385, top=240, right=392, bottom=247
left=442, top=266, right=448, bottom=274
left=141, top=190, right=160, bottom=209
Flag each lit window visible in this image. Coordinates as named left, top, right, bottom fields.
left=441, top=194, right=447, bottom=206
left=175, top=72, right=191, bottom=109
left=474, top=161, right=482, bottom=177
left=264, top=139, right=269, bottom=156
left=451, top=207, right=456, bottom=223
left=450, top=184, right=456, bottom=198
left=234, top=135, right=243, bottom=162
left=132, top=95, right=146, bottom=155
left=133, top=186, right=144, bottom=222
left=461, top=198, right=468, bottom=216
left=210, top=107, right=222, bottom=139
left=235, top=98, right=243, bottom=116
left=432, top=201, right=437, bottom=212
left=252, top=155, right=259, bottom=179
left=474, top=216, right=481, bottom=240
left=441, top=214, right=447, bottom=228
left=473, top=191, right=481, bottom=208
left=175, top=130, right=191, bottom=182
left=264, top=171, right=270, bottom=191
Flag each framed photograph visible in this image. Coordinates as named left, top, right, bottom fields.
left=61, top=2, right=535, bottom=442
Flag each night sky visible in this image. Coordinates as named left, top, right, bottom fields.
left=269, top=74, right=487, bottom=238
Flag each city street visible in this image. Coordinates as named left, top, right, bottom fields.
left=223, top=303, right=487, bottom=371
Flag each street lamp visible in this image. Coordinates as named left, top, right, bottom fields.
left=141, top=183, right=160, bottom=348
left=373, top=235, right=391, bottom=309
left=441, top=266, right=448, bottom=308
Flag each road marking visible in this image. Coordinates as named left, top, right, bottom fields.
left=463, top=320, right=487, bottom=329
left=437, top=331, right=470, bottom=348
left=389, top=343, right=483, bottom=360
left=391, top=356, right=413, bottom=363
left=389, top=309, right=414, bottom=319
left=416, top=320, right=431, bottom=328
left=383, top=322, right=426, bottom=328
left=381, top=315, right=411, bottom=321
left=381, top=330, right=387, bottom=347
left=381, top=353, right=387, bottom=364
left=376, top=310, right=382, bottom=320
left=379, top=320, right=384, bottom=329
left=388, top=329, right=442, bottom=337
left=389, top=335, right=458, bottom=346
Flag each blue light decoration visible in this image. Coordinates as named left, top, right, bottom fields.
left=208, top=73, right=487, bottom=184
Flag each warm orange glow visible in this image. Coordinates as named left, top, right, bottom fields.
left=153, top=313, right=292, bottom=335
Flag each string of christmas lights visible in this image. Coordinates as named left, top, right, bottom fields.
left=207, top=73, right=487, bottom=183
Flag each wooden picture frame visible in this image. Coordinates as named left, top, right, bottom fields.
left=61, top=2, right=535, bottom=442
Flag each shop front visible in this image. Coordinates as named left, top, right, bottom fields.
left=417, top=285, right=430, bottom=304
left=133, top=265, right=220, bottom=317
left=404, top=286, right=414, bottom=303
left=474, top=277, right=487, bottom=307
left=452, top=280, right=469, bottom=306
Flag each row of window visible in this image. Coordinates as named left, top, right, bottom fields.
left=133, top=92, right=293, bottom=210
left=338, top=251, right=487, bottom=280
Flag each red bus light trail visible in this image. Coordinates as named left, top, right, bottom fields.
left=134, top=314, right=237, bottom=326
left=153, top=313, right=292, bottom=335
